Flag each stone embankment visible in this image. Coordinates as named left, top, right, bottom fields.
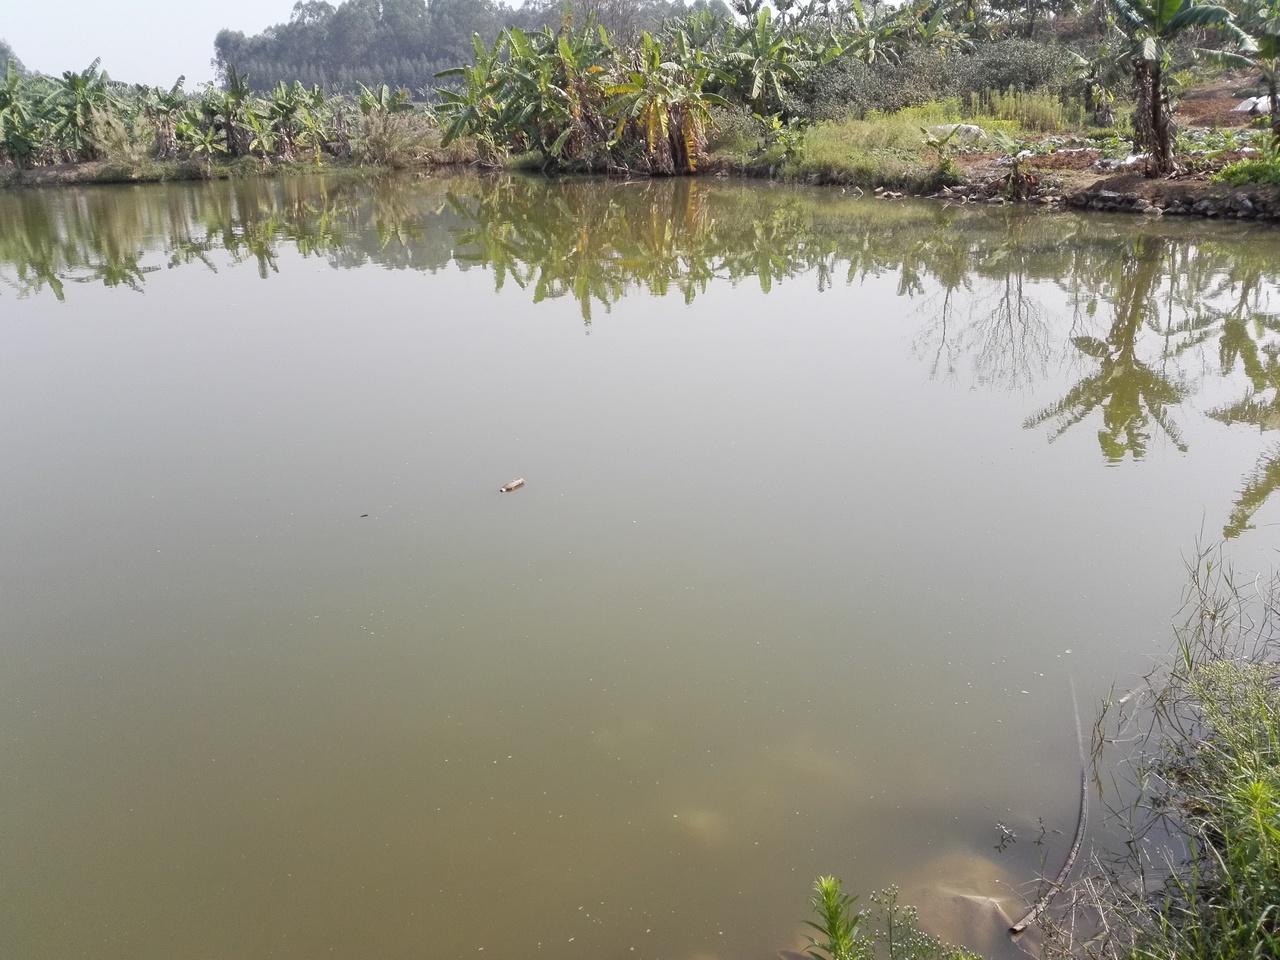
left=882, top=175, right=1280, bottom=222
left=1064, top=186, right=1280, bottom=219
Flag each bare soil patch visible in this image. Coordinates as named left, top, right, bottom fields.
left=1175, top=74, right=1261, bottom=129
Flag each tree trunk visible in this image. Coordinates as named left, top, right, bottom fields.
left=1134, top=60, right=1174, bottom=177
left=1269, top=73, right=1280, bottom=145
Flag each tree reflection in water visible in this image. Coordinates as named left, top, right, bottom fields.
left=4, top=174, right=1280, bottom=534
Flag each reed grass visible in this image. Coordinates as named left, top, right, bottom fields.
left=966, top=89, right=1086, bottom=133
left=1047, top=545, right=1280, bottom=960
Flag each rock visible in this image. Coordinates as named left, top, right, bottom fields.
left=1133, top=198, right=1151, bottom=211
left=1238, top=196, right=1256, bottom=216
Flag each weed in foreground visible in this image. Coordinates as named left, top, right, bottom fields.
left=804, top=877, right=983, bottom=960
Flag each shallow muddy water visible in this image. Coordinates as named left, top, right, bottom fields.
left=2, top=174, right=1279, bottom=960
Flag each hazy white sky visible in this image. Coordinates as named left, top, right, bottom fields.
left=0, top=0, right=298, bottom=86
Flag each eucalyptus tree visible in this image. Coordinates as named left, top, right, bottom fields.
left=0, top=38, right=25, bottom=77
left=1107, top=0, right=1255, bottom=175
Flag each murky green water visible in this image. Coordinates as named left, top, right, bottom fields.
left=2, top=174, right=1279, bottom=960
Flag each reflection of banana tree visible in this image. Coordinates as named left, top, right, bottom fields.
left=1208, top=324, right=1280, bottom=537
left=1222, top=446, right=1280, bottom=538
left=1024, top=237, right=1187, bottom=461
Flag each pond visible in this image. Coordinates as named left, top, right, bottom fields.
left=2, top=174, right=1279, bottom=960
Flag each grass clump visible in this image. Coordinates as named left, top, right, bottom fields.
left=966, top=88, right=1086, bottom=134
left=1214, top=156, right=1280, bottom=188
left=1062, top=548, right=1280, bottom=960
left=803, top=877, right=982, bottom=960
left=763, top=102, right=1026, bottom=191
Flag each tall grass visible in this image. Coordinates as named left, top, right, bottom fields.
left=777, top=102, right=1026, bottom=190
left=1054, top=547, right=1280, bottom=960
left=965, top=88, right=1086, bottom=133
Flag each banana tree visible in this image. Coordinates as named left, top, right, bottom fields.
left=722, top=7, right=814, bottom=116
left=1236, top=0, right=1280, bottom=141
left=436, top=33, right=508, bottom=162
left=44, top=59, right=115, bottom=160
left=141, top=77, right=186, bottom=159
left=605, top=32, right=729, bottom=173
left=0, top=61, right=41, bottom=166
left=1107, top=0, right=1255, bottom=175
left=203, top=66, right=255, bottom=158
left=357, top=82, right=413, bottom=115
left=265, top=81, right=309, bottom=159
left=1209, top=335, right=1280, bottom=537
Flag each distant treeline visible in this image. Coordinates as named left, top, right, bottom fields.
left=214, top=0, right=732, bottom=94
left=0, top=38, right=25, bottom=77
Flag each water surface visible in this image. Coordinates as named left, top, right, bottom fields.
left=2, top=175, right=1279, bottom=960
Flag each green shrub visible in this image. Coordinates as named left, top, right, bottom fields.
left=1213, top=155, right=1280, bottom=187
left=790, top=40, right=1078, bottom=124
left=948, top=39, right=1078, bottom=99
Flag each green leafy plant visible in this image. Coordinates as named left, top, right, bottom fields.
left=803, top=877, right=982, bottom=960
left=1213, top=138, right=1280, bottom=186
left=806, top=875, right=863, bottom=960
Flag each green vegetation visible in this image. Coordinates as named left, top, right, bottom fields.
left=10, top=0, right=1280, bottom=185
left=1063, top=551, right=1280, bottom=959
left=1213, top=136, right=1280, bottom=183
left=1105, top=0, right=1256, bottom=175
left=803, top=877, right=981, bottom=960
left=0, top=57, right=467, bottom=177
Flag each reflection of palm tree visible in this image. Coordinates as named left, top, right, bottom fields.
left=1024, top=236, right=1188, bottom=462
left=1223, top=447, right=1280, bottom=539
left=1209, top=335, right=1280, bottom=537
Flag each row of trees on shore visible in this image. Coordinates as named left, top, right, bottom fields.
left=3, top=0, right=1280, bottom=176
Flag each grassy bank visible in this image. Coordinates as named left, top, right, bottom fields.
left=706, top=96, right=1105, bottom=195
left=1049, top=549, right=1280, bottom=960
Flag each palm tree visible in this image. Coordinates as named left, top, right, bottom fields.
left=605, top=33, right=729, bottom=174
left=1236, top=0, right=1280, bottom=140
left=141, top=78, right=186, bottom=160
left=723, top=8, right=814, bottom=116
left=45, top=59, right=115, bottom=160
left=0, top=60, right=40, bottom=166
left=1106, top=0, right=1255, bottom=175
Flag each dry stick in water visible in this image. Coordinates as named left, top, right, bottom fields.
left=1010, top=680, right=1088, bottom=935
